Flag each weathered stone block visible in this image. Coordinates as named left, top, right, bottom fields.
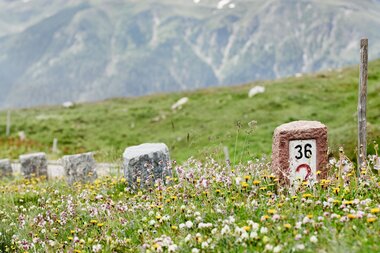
left=0, top=159, right=12, bottom=178
left=62, top=152, right=97, bottom=184
left=272, top=121, right=328, bottom=187
left=19, top=153, right=48, bottom=179
left=123, top=143, right=171, bottom=188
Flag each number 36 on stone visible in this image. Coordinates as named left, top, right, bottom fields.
left=289, top=140, right=316, bottom=187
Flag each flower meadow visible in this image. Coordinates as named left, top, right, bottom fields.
left=0, top=153, right=380, bottom=253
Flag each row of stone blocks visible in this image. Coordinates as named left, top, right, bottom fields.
left=0, top=143, right=171, bottom=186
left=0, top=152, right=97, bottom=184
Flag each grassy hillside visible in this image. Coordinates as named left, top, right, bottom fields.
left=1, top=60, right=380, bottom=163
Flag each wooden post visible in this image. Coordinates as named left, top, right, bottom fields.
left=6, top=110, right=11, bottom=137
left=358, top=38, right=368, bottom=173
left=223, top=146, right=230, bottom=168
left=52, top=138, right=58, bottom=153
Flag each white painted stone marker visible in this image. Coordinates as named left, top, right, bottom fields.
left=272, top=121, right=328, bottom=187
left=19, top=152, right=48, bottom=179
left=123, top=143, right=171, bottom=188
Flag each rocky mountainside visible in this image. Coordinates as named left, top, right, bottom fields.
left=1, top=0, right=380, bottom=108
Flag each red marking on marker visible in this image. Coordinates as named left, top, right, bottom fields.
left=296, top=164, right=312, bottom=180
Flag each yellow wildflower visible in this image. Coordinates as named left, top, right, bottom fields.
left=367, top=217, right=377, bottom=223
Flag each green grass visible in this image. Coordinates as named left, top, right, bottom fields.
left=0, top=158, right=379, bottom=253
left=1, top=60, right=380, bottom=163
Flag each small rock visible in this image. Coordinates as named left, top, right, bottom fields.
left=0, top=159, right=12, bottom=178
left=123, top=143, right=171, bottom=188
left=18, top=131, right=26, bottom=141
left=62, top=152, right=97, bottom=185
left=171, top=97, right=189, bottom=110
left=19, top=153, right=48, bottom=179
left=62, top=101, right=74, bottom=108
left=248, top=86, right=265, bottom=98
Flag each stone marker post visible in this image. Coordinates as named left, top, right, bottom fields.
left=123, top=143, right=171, bottom=188
left=62, top=152, right=97, bottom=185
left=0, top=159, right=13, bottom=178
left=19, top=153, right=48, bottom=179
left=272, top=121, right=328, bottom=188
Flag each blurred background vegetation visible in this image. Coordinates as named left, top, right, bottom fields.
left=1, top=60, right=380, bottom=164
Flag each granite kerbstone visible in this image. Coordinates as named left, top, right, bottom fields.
left=0, top=159, right=12, bottom=178
left=19, top=153, right=48, bottom=179
left=62, top=152, right=97, bottom=184
left=123, top=143, right=171, bottom=188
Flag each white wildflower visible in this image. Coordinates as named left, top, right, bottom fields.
left=92, top=244, right=102, bottom=253
left=265, top=244, right=273, bottom=251
left=273, top=245, right=282, bottom=253
left=186, top=220, right=193, bottom=228
left=221, top=225, right=231, bottom=235
left=250, top=231, right=258, bottom=239
left=260, top=227, right=268, bottom=234
left=310, top=236, right=318, bottom=243
left=168, top=244, right=178, bottom=252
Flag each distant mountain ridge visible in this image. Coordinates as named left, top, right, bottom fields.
left=1, top=0, right=380, bottom=108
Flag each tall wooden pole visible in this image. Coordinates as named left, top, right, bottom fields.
left=52, top=138, right=58, bottom=153
left=358, top=38, right=368, bottom=173
left=6, top=110, right=11, bottom=137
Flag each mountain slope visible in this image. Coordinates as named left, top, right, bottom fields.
left=1, top=0, right=380, bottom=108
left=0, top=60, right=380, bottom=163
